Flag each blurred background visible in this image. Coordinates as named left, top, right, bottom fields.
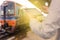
left=0, top=0, right=52, bottom=40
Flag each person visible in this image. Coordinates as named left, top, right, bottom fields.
left=30, top=0, right=60, bottom=40
left=39, top=0, right=60, bottom=39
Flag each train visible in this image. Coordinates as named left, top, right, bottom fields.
left=0, top=1, right=22, bottom=37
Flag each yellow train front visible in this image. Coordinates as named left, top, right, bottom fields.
left=0, top=1, right=21, bottom=38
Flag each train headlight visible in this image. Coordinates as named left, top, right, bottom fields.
left=8, top=9, right=10, bottom=12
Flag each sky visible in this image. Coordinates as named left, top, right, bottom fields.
left=0, top=0, right=5, bottom=5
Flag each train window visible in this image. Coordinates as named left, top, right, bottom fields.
left=0, top=6, right=3, bottom=16
left=6, top=2, right=14, bottom=15
left=15, top=6, right=20, bottom=16
left=0, top=11, right=3, bottom=16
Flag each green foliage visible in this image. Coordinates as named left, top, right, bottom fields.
left=14, top=23, right=30, bottom=40
left=16, top=23, right=30, bottom=32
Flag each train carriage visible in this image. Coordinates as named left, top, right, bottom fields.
left=0, top=1, right=21, bottom=36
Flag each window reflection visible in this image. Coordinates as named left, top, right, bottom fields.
left=6, top=2, right=14, bottom=15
